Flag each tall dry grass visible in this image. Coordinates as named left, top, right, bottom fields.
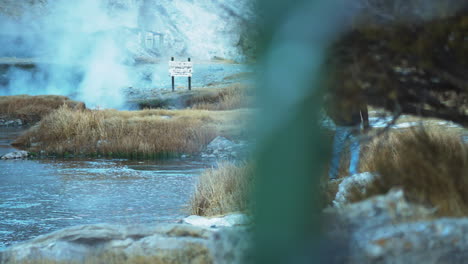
left=13, top=106, right=251, bottom=158
left=189, top=162, right=254, bottom=216
left=189, top=84, right=253, bottom=111
left=348, top=127, right=468, bottom=216
left=0, top=95, right=85, bottom=124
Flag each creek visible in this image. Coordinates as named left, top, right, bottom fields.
left=0, top=128, right=212, bottom=249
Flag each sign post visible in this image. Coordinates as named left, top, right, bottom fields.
left=188, top=58, right=191, bottom=91
left=169, top=57, right=193, bottom=91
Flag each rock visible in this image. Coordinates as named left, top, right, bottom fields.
left=333, top=172, right=377, bottom=208
left=206, top=136, right=235, bottom=152
left=183, top=213, right=251, bottom=228
left=350, top=218, right=468, bottom=263
left=325, top=189, right=450, bottom=264
left=210, top=227, right=253, bottom=264
left=0, top=224, right=213, bottom=263
left=327, top=189, right=436, bottom=231
left=1, top=151, right=29, bottom=160
left=202, top=136, right=251, bottom=161
left=0, top=222, right=257, bottom=264
left=0, top=118, right=23, bottom=127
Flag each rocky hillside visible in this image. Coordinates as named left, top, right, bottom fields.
left=0, top=0, right=255, bottom=61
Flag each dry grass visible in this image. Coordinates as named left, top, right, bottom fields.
left=0, top=95, right=85, bottom=124
left=189, top=84, right=253, bottom=111
left=189, top=162, right=254, bottom=216
left=13, top=106, right=252, bottom=158
left=347, top=127, right=468, bottom=216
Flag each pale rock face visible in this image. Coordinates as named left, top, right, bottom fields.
left=332, top=172, right=377, bottom=208
left=202, top=136, right=251, bottom=160
left=1, top=151, right=29, bottom=160
left=0, top=222, right=253, bottom=264
left=0, top=224, right=213, bottom=263
left=3, top=0, right=254, bottom=61
left=183, top=213, right=251, bottom=228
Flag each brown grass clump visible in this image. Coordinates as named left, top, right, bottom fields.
left=189, top=84, right=253, bottom=111
left=189, top=162, right=254, bottom=216
left=11, top=106, right=221, bottom=157
left=13, top=106, right=251, bottom=157
left=350, top=127, right=468, bottom=216
left=0, top=95, right=85, bottom=124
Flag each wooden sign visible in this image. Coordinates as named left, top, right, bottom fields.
left=169, top=57, right=192, bottom=91
left=169, top=60, right=193, bottom=77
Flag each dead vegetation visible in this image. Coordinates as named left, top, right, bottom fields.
left=189, top=84, right=253, bottom=111
left=133, top=84, right=254, bottom=111
left=189, top=162, right=254, bottom=216
left=342, top=127, right=468, bottom=216
left=13, top=106, right=252, bottom=158
left=0, top=95, right=85, bottom=124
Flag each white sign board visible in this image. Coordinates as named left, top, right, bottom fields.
left=169, top=61, right=193, bottom=77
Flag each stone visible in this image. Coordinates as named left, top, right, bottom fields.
left=206, top=136, right=235, bottom=152
left=333, top=172, right=377, bottom=208
left=202, top=136, right=252, bottom=161
left=325, top=189, right=448, bottom=264
left=210, top=227, right=253, bottom=264
left=183, top=213, right=251, bottom=228
left=0, top=224, right=213, bottom=263
left=0, top=222, right=257, bottom=264
left=1, top=151, right=29, bottom=160
left=0, top=119, right=23, bottom=127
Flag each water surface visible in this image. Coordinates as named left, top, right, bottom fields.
left=0, top=128, right=211, bottom=249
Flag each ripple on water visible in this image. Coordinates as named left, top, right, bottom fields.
left=0, top=128, right=212, bottom=249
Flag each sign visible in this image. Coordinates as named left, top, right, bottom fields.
left=169, top=61, right=193, bottom=77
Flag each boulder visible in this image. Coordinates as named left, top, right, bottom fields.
left=203, top=136, right=251, bottom=161
left=0, top=224, right=213, bottom=263
left=210, top=227, right=253, bottom=264
left=333, top=172, right=377, bottom=208
left=206, top=137, right=236, bottom=152
left=350, top=218, right=468, bottom=264
left=325, top=189, right=459, bottom=264
left=0, top=222, right=258, bottom=264
left=183, top=213, right=251, bottom=228
left=0, top=118, right=23, bottom=127
left=1, top=151, right=29, bottom=160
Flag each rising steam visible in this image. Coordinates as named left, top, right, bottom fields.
left=0, top=0, right=252, bottom=109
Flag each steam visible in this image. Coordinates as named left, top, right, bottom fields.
left=0, top=0, right=138, bottom=109
left=0, top=0, right=252, bottom=109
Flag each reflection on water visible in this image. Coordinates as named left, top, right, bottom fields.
left=0, top=128, right=211, bottom=249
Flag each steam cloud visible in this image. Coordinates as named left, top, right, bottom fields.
left=0, top=0, right=252, bottom=109
left=0, top=0, right=142, bottom=109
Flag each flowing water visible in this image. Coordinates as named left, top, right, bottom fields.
left=0, top=128, right=212, bottom=249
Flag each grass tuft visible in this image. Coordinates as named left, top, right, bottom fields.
left=189, top=84, right=253, bottom=111
left=189, top=162, right=254, bottom=216
left=349, top=127, right=468, bottom=216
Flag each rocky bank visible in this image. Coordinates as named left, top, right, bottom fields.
left=0, top=214, right=252, bottom=264
left=5, top=183, right=468, bottom=263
